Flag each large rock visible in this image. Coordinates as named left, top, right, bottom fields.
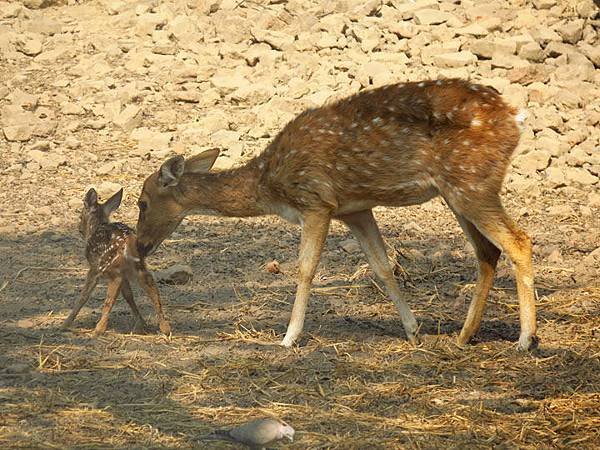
left=518, top=42, right=544, bottom=62
left=210, top=129, right=241, bottom=147
left=61, top=102, right=85, bottom=115
left=433, top=51, right=476, bottom=68
left=414, top=9, right=458, bottom=26
left=24, top=17, right=61, bottom=35
left=15, top=37, right=43, bottom=56
left=563, top=167, right=598, bottom=186
left=171, top=90, right=201, bottom=103
left=578, top=43, right=600, bottom=67
left=7, top=89, right=38, bottom=111
left=113, top=105, right=143, bottom=132
left=1, top=105, right=56, bottom=141
left=512, top=150, right=552, bottom=174
left=467, top=38, right=516, bottom=59
left=230, top=83, right=275, bottom=105
left=210, top=72, right=250, bottom=95
left=456, top=24, right=488, bottom=37
left=420, top=41, right=461, bottom=65
left=557, top=20, right=584, bottom=44
left=130, top=127, right=173, bottom=154
left=339, top=238, right=361, bottom=254
left=27, top=148, right=66, bottom=170
left=532, top=0, right=556, bottom=9
left=491, top=53, right=529, bottom=69
left=387, top=21, right=415, bottom=39
left=156, top=264, right=193, bottom=285
left=250, top=28, right=294, bottom=51
left=545, top=167, right=566, bottom=188
left=566, top=141, right=599, bottom=167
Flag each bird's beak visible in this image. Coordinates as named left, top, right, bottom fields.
left=288, top=436, right=294, bottom=442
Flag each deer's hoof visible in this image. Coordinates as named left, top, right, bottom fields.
left=517, top=333, right=539, bottom=351
left=280, top=336, right=296, bottom=348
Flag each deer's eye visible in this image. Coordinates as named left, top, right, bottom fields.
left=138, top=201, right=148, bottom=212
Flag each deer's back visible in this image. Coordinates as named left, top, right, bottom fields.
left=259, top=79, right=521, bottom=216
left=86, top=222, right=137, bottom=273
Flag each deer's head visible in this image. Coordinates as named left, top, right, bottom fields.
left=80, top=188, right=123, bottom=239
left=136, top=149, right=220, bottom=256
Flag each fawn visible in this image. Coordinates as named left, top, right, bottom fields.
left=61, top=188, right=171, bottom=336
left=135, top=78, right=538, bottom=351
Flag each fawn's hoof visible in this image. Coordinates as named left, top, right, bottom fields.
left=92, top=325, right=107, bottom=337
left=159, top=322, right=171, bottom=335
left=407, top=333, right=421, bottom=346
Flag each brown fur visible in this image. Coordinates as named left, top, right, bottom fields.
left=136, top=79, right=537, bottom=350
left=61, top=188, right=171, bottom=336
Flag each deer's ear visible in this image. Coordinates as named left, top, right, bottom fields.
left=159, top=156, right=185, bottom=187
left=84, top=188, right=98, bottom=209
left=103, top=188, right=123, bottom=216
left=184, top=148, right=220, bottom=174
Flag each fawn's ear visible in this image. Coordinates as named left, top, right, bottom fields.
left=103, top=188, right=123, bottom=216
left=84, top=188, right=98, bottom=209
left=159, top=155, right=185, bottom=188
left=185, top=148, right=220, bottom=174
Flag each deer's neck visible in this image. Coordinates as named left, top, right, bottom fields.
left=179, top=161, right=266, bottom=218
left=84, top=214, right=107, bottom=241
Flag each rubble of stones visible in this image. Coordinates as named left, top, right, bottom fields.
left=0, top=0, right=598, bottom=233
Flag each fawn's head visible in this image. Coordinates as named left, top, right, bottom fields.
left=136, top=149, right=220, bottom=256
left=80, top=188, right=123, bottom=239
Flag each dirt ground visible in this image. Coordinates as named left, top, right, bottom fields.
left=1, top=0, right=600, bottom=449
left=2, top=188, right=599, bottom=449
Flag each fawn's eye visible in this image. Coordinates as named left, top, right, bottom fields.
left=138, top=201, right=147, bottom=212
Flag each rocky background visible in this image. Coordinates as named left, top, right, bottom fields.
left=0, top=0, right=599, bottom=448
left=0, top=0, right=599, bottom=231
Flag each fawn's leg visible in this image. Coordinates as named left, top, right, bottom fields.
left=450, top=196, right=537, bottom=351
left=121, top=278, right=147, bottom=333
left=451, top=212, right=501, bottom=346
left=280, top=211, right=331, bottom=347
left=61, top=270, right=99, bottom=330
left=339, top=210, right=419, bottom=344
left=137, top=269, right=171, bottom=335
left=94, top=276, right=122, bottom=336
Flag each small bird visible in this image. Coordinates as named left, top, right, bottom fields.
left=203, top=418, right=294, bottom=449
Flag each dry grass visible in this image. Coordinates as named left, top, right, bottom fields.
left=1, top=195, right=599, bottom=449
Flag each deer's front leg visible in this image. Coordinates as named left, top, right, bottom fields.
left=93, top=275, right=122, bottom=336
left=280, top=211, right=331, bottom=348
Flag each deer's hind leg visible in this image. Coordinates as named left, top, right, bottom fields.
left=339, top=209, right=419, bottom=345
left=450, top=210, right=501, bottom=346
left=94, top=275, right=122, bottom=336
left=443, top=188, right=537, bottom=351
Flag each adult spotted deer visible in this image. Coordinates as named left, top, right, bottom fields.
left=61, top=188, right=171, bottom=336
left=136, top=79, right=538, bottom=351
